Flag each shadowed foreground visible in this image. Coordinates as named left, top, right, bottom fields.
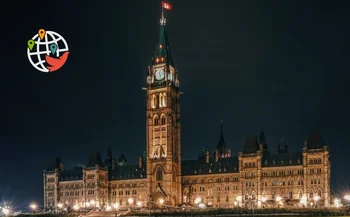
left=14, top=208, right=350, bottom=217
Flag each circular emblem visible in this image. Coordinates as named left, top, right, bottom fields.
left=27, top=29, right=69, bottom=73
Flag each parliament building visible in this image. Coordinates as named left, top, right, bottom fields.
left=43, top=5, right=331, bottom=211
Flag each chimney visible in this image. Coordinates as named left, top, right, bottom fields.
left=205, top=150, right=210, bottom=163
left=215, top=150, right=219, bottom=162
left=139, top=155, right=143, bottom=168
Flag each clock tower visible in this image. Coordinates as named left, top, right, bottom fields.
left=145, top=4, right=182, bottom=207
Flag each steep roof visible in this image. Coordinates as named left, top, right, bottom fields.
left=181, top=156, right=239, bottom=176
left=46, top=157, right=62, bottom=172
left=152, top=20, right=174, bottom=67
left=306, top=132, right=324, bottom=149
left=118, top=153, right=127, bottom=163
left=216, top=119, right=231, bottom=158
left=59, top=167, right=83, bottom=181
left=262, top=152, right=302, bottom=167
left=259, top=131, right=268, bottom=151
left=109, top=164, right=146, bottom=180
left=243, top=136, right=259, bottom=154
left=86, top=152, right=104, bottom=168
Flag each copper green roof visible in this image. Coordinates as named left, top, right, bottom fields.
left=152, top=21, right=174, bottom=66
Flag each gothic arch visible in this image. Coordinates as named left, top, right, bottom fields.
left=162, top=92, right=167, bottom=107
left=151, top=94, right=156, bottom=108
left=217, top=194, right=221, bottom=202
left=309, top=188, right=314, bottom=198
left=151, top=191, right=165, bottom=206
left=317, top=188, right=322, bottom=197
left=159, top=93, right=163, bottom=107
left=153, top=115, right=159, bottom=126
left=160, top=114, right=166, bottom=125
left=280, top=190, right=285, bottom=198
left=154, top=165, right=164, bottom=181
left=252, top=191, right=256, bottom=200
left=245, top=191, right=249, bottom=200
left=298, top=189, right=303, bottom=199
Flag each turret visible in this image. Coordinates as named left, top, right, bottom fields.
left=118, top=153, right=127, bottom=166
left=104, top=148, right=113, bottom=168
left=259, top=131, right=268, bottom=152
left=216, top=119, right=231, bottom=158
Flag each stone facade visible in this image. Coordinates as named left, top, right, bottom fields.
left=43, top=6, right=331, bottom=211
left=181, top=133, right=331, bottom=208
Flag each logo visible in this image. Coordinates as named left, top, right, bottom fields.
left=27, top=29, right=69, bottom=73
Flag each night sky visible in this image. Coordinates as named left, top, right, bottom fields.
left=2, top=0, right=350, bottom=211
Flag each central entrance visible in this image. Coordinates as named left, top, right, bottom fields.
left=151, top=191, right=165, bottom=208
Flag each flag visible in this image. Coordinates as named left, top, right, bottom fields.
left=162, top=1, right=172, bottom=10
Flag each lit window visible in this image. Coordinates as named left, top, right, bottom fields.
left=154, top=116, right=159, bottom=126
left=161, top=115, right=166, bottom=125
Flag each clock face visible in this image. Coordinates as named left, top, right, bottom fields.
left=155, top=68, right=165, bottom=80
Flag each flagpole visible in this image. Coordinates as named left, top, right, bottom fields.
left=161, top=1, right=164, bottom=25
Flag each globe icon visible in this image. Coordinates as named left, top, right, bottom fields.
left=27, top=30, right=69, bottom=73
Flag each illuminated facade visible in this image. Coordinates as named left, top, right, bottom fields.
left=43, top=5, right=331, bottom=211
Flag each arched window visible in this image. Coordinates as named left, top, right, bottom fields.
left=262, top=191, right=266, bottom=198
left=289, top=191, right=293, bottom=199
left=159, top=93, right=163, bottom=107
left=162, top=93, right=167, bottom=107
left=225, top=195, right=229, bottom=202
left=156, top=168, right=163, bottom=181
left=245, top=191, right=249, bottom=200
left=161, top=115, right=166, bottom=125
left=154, top=116, right=159, bottom=126
left=217, top=195, right=220, bottom=202
left=317, top=189, right=322, bottom=197
left=151, top=94, right=156, bottom=108
left=252, top=191, right=256, bottom=200
left=309, top=189, right=314, bottom=198
left=299, top=190, right=303, bottom=199
left=272, top=191, right=276, bottom=200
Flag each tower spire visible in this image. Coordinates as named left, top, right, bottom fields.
left=160, top=1, right=166, bottom=26
left=152, top=2, right=174, bottom=66
left=217, top=118, right=231, bottom=158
